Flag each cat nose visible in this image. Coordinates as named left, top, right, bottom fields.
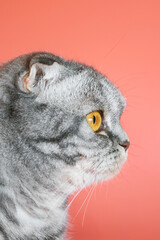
left=119, top=140, right=130, bottom=151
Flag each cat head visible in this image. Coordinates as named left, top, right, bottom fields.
left=2, top=52, right=129, bottom=193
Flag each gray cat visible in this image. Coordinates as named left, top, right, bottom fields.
left=0, top=52, right=129, bottom=240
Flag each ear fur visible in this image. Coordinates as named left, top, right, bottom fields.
left=21, top=62, right=62, bottom=93
left=22, top=63, right=44, bottom=93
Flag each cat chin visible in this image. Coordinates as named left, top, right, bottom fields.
left=59, top=146, right=128, bottom=193
left=118, top=145, right=128, bottom=167
left=68, top=149, right=128, bottom=189
left=91, top=147, right=128, bottom=183
left=103, top=147, right=128, bottom=181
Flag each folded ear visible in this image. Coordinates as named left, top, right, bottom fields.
left=21, top=62, right=62, bottom=93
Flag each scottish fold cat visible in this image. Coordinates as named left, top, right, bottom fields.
left=0, top=52, right=129, bottom=240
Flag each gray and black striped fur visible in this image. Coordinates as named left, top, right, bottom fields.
left=0, top=52, right=129, bottom=239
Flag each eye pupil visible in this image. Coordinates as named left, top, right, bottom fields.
left=93, top=115, right=96, bottom=124
left=86, top=111, right=102, bottom=132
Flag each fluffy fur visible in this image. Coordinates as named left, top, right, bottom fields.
left=0, top=52, right=129, bottom=240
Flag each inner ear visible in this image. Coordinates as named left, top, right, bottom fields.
left=21, top=61, right=63, bottom=93
left=21, top=63, right=46, bottom=93
left=34, top=67, right=44, bottom=84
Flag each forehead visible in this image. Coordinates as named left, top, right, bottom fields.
left=38, top=64, right=126, bottom=116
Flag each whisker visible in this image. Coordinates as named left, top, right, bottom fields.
left=101, top=28, right=131, bottom=62
left=67, top=188, right=84, bottom=209
left=73, top=185, right=94, bottom=221
left=115, top=161, right=131, bottom=185
left=116, top=72, right=145, bottom=82
left=130, top=143, right=144, bottom=149
left=82, top=184, right=96, bottom=227
left=96, top=159, right=104, bottom=169
left=99, top=180, right=104, bottom=192
left=128, top=152, right=141, bottom=158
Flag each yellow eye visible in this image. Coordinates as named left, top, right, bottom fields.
left=86, top=111, right=102, bottom=132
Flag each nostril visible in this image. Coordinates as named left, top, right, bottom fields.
left=119, top=140, right=130, bottom=151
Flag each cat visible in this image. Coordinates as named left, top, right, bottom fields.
left=0, top=52, right=129, bottom=240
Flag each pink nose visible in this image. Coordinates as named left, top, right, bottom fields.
left=120, top=141, right=130, bottom=151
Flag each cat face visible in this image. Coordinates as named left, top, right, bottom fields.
left=12, top=53, right=129, bottom=192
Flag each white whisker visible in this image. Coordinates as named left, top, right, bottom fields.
left=67, top=188, right=84, bottom=209
left=73, top=185, right=94, bottom=221
left=82, top=184, right=96, bottom=227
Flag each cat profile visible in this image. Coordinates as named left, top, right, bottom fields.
left=0, top=52, right=129, bottom=240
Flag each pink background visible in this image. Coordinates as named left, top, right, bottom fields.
left=0, top=1, right=160, bottom=239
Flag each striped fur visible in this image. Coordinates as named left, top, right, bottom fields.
left=0, top=52, right=129, bottom=239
